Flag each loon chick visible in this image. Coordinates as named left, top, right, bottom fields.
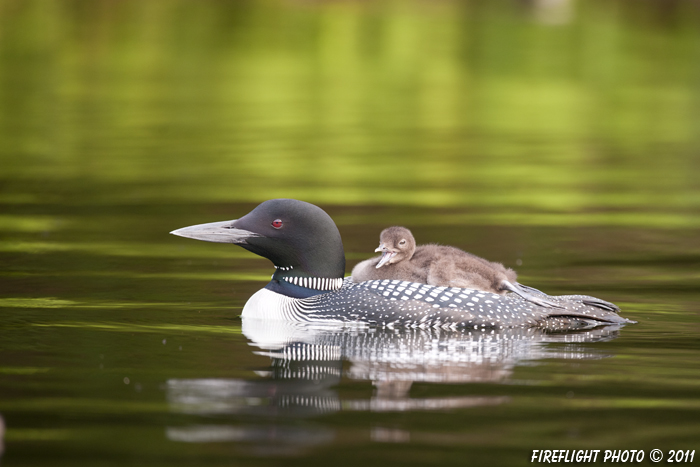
left=170, top=199, right=632, bottom=329
left=351, top=226, right=424, bottom=283
left=352, top=226, right=562, bottom=309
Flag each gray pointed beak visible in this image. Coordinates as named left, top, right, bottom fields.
left=170, top=220, right=261, bottom=244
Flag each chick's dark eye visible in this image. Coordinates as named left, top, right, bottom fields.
left=271, top=219, right=283, bottom=229
left=399, top=239, right=406, bottom=245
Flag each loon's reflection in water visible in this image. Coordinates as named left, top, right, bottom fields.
left=166, top=320, right=625, bottom=455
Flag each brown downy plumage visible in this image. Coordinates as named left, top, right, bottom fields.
left=351, top=226, right=562, bottom=309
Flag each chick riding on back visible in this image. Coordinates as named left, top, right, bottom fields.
left=351, top=226, right=563, bottom=309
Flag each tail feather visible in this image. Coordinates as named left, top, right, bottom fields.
left=510, top=283, right=623, bottom=315
left=502, top=281, right=564, bottom=309
left=580, top=297, right=620, bottom=313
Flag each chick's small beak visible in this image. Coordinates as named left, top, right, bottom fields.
left=375, top=243, right=396, bottom=269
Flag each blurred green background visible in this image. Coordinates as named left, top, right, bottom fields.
left=2, top=0, right=698, bottom=221
left=1, top=1, right=699, bottom=466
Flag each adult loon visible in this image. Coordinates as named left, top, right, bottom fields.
left=351, top=226, right=563, bottom=308
left=170, top=199, right=634, bottom=330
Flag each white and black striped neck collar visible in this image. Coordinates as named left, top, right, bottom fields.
left=269, top=267, right=344, bottom=298
left=280, top=275, right=344, bottom=291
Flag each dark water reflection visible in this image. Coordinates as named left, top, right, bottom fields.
left=164, top=321, right=623, bottom=455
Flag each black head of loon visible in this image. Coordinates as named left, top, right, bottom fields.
left=170, top=199, right=345, bottom=299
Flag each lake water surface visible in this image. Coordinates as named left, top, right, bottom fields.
left=1, top=1, right=699, bottom=466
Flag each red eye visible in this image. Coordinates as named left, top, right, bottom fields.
left=271, top=219, right=283, bottom=229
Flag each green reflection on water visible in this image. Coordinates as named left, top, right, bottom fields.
left=1, top=0, right=699, bottom=227
left=5, top=429, right=72, bottom=441
left=0, top=298, right=78, bottom=308
left=0, top=241, right=254, bottom=258
left=32, top=322, right=243, bottom=335
left=0, top=215, right=70, bottom=232
left=1, top=398, right=169, bottom=414
left=0, top=367, right=50, bottom=375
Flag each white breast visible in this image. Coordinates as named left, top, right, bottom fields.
left=241, top=288, right=298, bottom=321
